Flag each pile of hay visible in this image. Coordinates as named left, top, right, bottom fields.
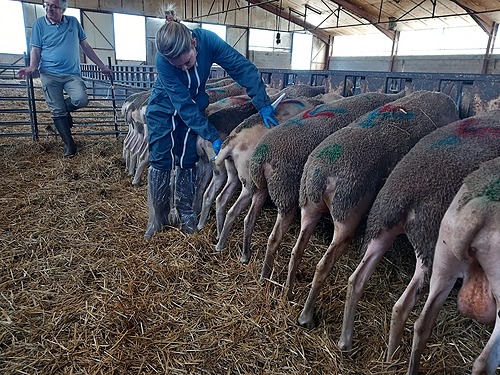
left=0, top=136, right=493, bottom=374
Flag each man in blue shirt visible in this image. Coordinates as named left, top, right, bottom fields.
left=144, top=18, right=278, bottom=239
left=18, top=0, right=113, bottom=158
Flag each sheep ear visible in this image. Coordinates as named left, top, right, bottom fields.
left=271, top=93, right=286, bottom=109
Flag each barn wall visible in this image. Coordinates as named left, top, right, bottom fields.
left=248, top=51, right=291, bottom=69
left=20, top=0, right=304, bottom=33
left=5, top=1, right=498, bottom=75
left=226, top=28, right=249, bottom=58
left=329, top=54, right=500, bottom=75
left=81, top=11, right=115, bottom=65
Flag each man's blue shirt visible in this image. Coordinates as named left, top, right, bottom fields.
left=31, top=15, right=86, bottom=75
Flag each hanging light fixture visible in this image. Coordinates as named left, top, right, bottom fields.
left=388, top=17, right=397, bottom=30
left=275, top=0, right=282, bottom=45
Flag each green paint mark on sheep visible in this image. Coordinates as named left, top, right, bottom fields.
left=316, top=144, right=343, bottom=163
left=252, top=143, right=270, bottom=164
left=485, top=178, right=500, bottom=201
left=430, top=135, right=460, bottom=148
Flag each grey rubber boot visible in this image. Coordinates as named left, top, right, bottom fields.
left=144, top=167, right=171, bottom=241
left=52, top=116, right=77, bottom=158
left=175, top=168, right=197, bottom=234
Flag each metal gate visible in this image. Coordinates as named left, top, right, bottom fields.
left=0, top=62, right=144, bottom=140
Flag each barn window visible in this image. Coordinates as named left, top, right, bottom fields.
left=113, top=13, right=146, bottom=62
left=398, top=26, right=488, bottom=55
left=64, top=7, right=81, bottom=21
left=202, top=23, right=226, bottom=41
left=331, top=33, right=393, bottom=57
left=291, top=32, right=313, bottom=69
left=249, top=29, right=290, bottom=52
left=0, top=0, right=27, bottom=54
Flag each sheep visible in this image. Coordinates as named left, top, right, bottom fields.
left=315, top=92, right=343, bottom=103
left=408, top=155, right=500, bottom=375
left=211, top=98, right=324, bottom=250
left=206, top=82, right=247, bottom=103
left=197, top=84, right=333, bottom=231
left=244, top=91, right=405, bottom=271
left=338, top=109, right=500, bottom=363
left=120, top=82, right=257, bottom=188
left=121, top=90, right=150, bottom=186
left=193, top=89, right=289, bottom=215
left=288, top=91, right=461, bottom=331
left=205, top=77, right=235, bottom=88
left=205, top=95, right=253, bottom=118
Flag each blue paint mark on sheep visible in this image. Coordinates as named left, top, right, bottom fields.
left=358, top=104, right=415, bottom=128
left=430, top=135, right=461, bottom=148
left=485, top=178, right=500, bottom=201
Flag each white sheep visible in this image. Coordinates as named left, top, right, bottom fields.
left=197, top=84, right=331, bottom=231
left=408, top=155, right=500, bottom=375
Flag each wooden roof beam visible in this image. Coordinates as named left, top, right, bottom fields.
left=247, top=0, right=331, bottom=43
left=328, top=0, right=396, bottom=40
left=450, top=0, right=496, bottom=35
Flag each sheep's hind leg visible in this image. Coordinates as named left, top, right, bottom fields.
left=387, top=255, right=428, bottom=361
left=339, top=226, right=400, bottom=351
left=285, top=204, right=324, bottom=299
left=297, top=220, right=357, bottom=329
left=215, top=185, right=253, bottom=253
left=407, top=246, right=459, bottom=375
left=260, top=209, right=296, bottom=281
left=241, top=188, right=268, bottom=264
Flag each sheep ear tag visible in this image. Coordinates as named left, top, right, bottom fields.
left=271, top=93, right=286, bottom=110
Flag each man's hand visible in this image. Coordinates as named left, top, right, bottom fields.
left=17, top=67, right=36, bottom=79
left=100, top=66, right=113, bottom=80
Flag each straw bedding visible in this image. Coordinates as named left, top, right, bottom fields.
left=0, top=136, right=494, bottom=374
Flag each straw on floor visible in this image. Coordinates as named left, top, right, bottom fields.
left=0, top=136, right=493, bottom=375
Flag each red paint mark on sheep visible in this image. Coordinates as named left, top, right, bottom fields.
left=378, top=104, right=407, bottom=114
left=456, top=118, right=500, bottom=137
left=300, top=107, right=346, bottom=119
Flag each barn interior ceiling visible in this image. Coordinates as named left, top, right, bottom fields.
left=191, top=0, right=500, bottom=43
left=21, top=0, right=500, bottom=45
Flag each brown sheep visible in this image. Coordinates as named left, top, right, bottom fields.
left=290, top=91, right=460, bottom=332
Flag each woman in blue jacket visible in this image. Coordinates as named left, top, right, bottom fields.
left=145, top=20, right=277, bottom=239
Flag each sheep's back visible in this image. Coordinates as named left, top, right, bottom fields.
left=365, top=110, right=500, bottom=267
left=458, top=156, right=500, bottom=209
left=299, top=91, right=459, bottom=221
left=250, top=91, right=407, bottom=208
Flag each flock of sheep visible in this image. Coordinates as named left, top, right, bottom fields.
left=121, top=77, right=500, bottom=375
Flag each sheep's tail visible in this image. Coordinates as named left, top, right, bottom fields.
left=447, top=197, right=485, bottom=263
left=298, top=165, right=328, bottom=207
left=249, top=143, right=270, bottom=189
left=364, top=193, right=414, bottom=242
